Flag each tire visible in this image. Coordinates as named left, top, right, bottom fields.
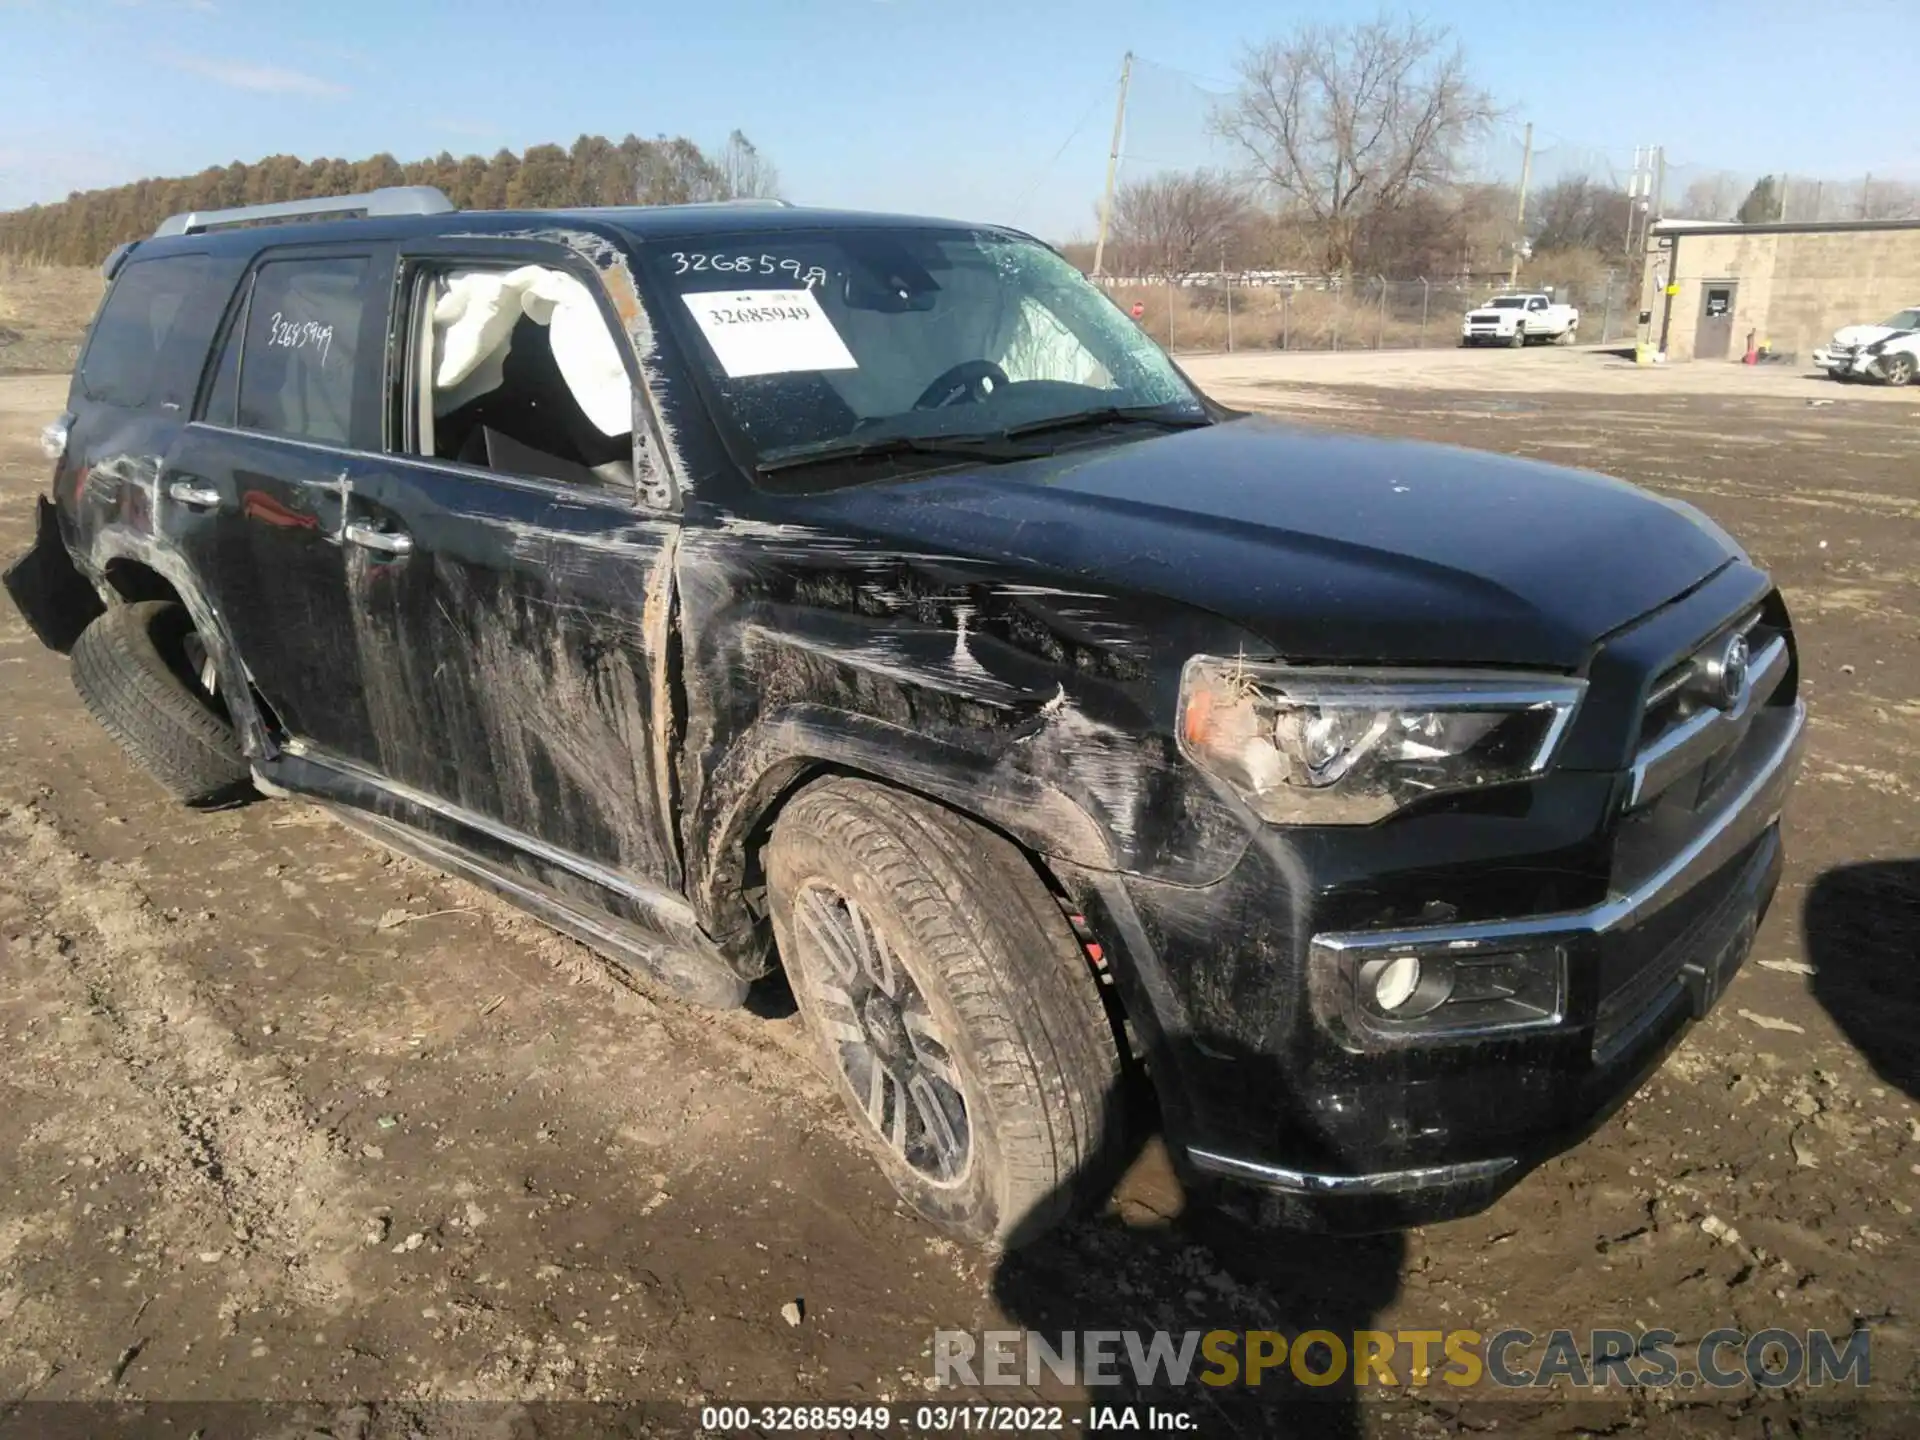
left=70, top=600, right=252, bottom=807
left=767, top=778, right=1123, bottom=1247
left=1880, top=353, right=1915, bottom=387
left=1508, top=328, right=1526, bottom=349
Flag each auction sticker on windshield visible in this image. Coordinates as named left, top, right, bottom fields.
left=682, top=288, right=858, bottom=378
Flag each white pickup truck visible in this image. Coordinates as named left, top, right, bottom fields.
left=1812, top=305, right=1920, bottom=386
left=1461, top=292, right=1580, bottom=348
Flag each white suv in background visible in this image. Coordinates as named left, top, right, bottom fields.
left=1813, top=305, right=1920, bottom=385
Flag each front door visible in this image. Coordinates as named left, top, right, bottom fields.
left=1695, top=281, right=1738, bottom=360
left=169, top=243, right=396, bottom=770
left=341, top=241, right=683, bottom=891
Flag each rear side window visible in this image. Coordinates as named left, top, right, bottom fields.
left=79, top=255, right=215, bottom=409
left=236, top=256, right=370, bottom=445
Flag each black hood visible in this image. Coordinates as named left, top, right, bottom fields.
left=779, top=417, right=1741, bottom=670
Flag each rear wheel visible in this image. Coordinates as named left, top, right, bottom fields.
left=70, top=600, right=252, bottom=806
left=767, top=779, right=1124, bottom=1247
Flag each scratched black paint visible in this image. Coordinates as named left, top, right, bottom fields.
left=4, top=203, right=1802, bottom=1230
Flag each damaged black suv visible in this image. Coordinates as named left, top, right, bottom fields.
left=7, top=187, right=1806, bottom=1244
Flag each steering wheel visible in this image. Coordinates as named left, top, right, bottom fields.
left=913, top=359, right=1009, bottom=410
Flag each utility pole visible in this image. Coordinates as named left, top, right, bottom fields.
left=1221, top=238, right=1233, bottom=352
left=1861, top=172, right=1874, bottom=220
left=1624, top=145, right=1645, bottom=258
left=1507, top=122, right=1533, bottom=290
left=1091, top=52, right=1133, bottom=279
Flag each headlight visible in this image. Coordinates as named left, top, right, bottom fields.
left=1177, top=658, right=1585, bottom=824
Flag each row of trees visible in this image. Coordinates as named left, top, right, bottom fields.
left=0, top=131, right=779, bottom=267
left=1088, top=15, right=1914, bottom=284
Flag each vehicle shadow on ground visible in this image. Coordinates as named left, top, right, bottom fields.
left=1805, top=859, right=1920, bottom=1100
left=986, top=1044, right=1405, bottom=1437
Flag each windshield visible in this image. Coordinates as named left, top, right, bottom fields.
left=1880, top=308, right=1920, bottom=330
left=647, top=228, right=1205, bottom=475
left=1487, top=297, right=1527, bottom=310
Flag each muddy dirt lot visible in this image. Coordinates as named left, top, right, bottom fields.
left=1, top=355, right=1916, bottom=1438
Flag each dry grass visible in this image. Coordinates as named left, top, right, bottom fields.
left=1109, top=282, right=1471, bottom=354
left=0, top=260, right=103, bottom=375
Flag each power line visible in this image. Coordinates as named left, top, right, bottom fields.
left=1009, top=81, right=1116, bottom=213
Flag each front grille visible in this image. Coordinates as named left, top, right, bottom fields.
left=1636, top=608, right=1769, bottom=757
left=1612, top=598, right=1795, bottom=895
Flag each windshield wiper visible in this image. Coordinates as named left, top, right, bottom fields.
left=996, top=404, right=1214, bottom=441
left=756, top=432, right=1031, bottom=475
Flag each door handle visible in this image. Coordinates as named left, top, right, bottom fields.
left=167, top=480, right=223, bottom=509
left=343, top=521, right=413, bottom=557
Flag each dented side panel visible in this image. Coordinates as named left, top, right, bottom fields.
left=665, top=498, right=1272, bottom=955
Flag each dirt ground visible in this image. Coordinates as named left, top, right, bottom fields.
left=1, top=346, right=1916, bottom=1438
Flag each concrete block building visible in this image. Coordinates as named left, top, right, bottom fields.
left=1639, top=218, right=1920, bottom=361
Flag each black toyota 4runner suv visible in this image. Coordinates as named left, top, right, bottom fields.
left=7, top=188, right=1806, bottom=1244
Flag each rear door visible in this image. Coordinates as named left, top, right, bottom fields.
left=169, top=244, right=397, bottom=768
left=341, top=238, right=684, bottom=890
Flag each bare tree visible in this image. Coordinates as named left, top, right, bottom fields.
left=1107, top=169, right=1255, bottom=277
left=1671, top=173, right=1739, bottom=221
left=1531, top=175, right=1631, bottom=253
left=716, top=130, right=782, bottom=201
left=1213, top=15, right=1496, bottom=278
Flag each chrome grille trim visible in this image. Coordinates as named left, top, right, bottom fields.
left=1628, top=634, right=1788, bottom=809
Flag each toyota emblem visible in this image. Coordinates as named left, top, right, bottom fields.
left=1717, top=633, right=1750, bottom=709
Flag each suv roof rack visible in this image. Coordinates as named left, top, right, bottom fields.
left=153, top=185, right=456, bottom=238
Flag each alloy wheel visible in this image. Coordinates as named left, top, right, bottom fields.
left=793, top=882, right=972, bottom=1184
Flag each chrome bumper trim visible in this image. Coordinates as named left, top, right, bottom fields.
left=1311, top=699, right=1805, bottom=960
left=1188, top=1147, right=1516, bottom=1197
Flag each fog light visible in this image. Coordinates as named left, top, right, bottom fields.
left=1373, top=954, right=1421, bottom=1011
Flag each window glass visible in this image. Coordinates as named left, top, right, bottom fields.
left=409, top=263, right=635, bottom=489
left=647, top=229, right=1202, bottom=468
left=79, top=255, right=215, bottom=409
left=200, top=275, right=250, bottom=426
left=237, top=256, right=368, bottom=444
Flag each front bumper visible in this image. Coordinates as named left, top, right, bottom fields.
left=1814, top=347, right=1872, bottom=377
left=1187, top=701, right=1802, bottom=1228
left=1066, top=649, right=1805, bottom=1232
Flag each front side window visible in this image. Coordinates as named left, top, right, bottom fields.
left=648, top=228, right=1205, bottom=479
left=402, top=262, right=635, bottom=490
left=80, top=254, right=215, bottom=410
left=236, top=256, right=369, bottom=445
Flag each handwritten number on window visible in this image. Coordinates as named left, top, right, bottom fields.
left=669, top=252, right=828, bottom=288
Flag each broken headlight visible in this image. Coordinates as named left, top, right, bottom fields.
left=1177, top=659, right=1585, bottom=825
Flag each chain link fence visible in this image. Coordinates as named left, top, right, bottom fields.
left=1101, top=272, right=1633, bottom=355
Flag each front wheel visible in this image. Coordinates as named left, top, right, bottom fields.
left=768, top=779, right=1124, bottom=1247
left=1508, top=328, right=1526, bottom=349
left=1879, top=353, right=1915, bottom=386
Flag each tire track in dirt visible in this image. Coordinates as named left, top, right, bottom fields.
left=1, top=795, right=369, bottom=1311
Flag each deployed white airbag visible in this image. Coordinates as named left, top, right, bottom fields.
left=433, top=266, right=631, bottom=437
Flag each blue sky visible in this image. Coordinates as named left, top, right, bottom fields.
left=1, top=0, right=1914, bottom=238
